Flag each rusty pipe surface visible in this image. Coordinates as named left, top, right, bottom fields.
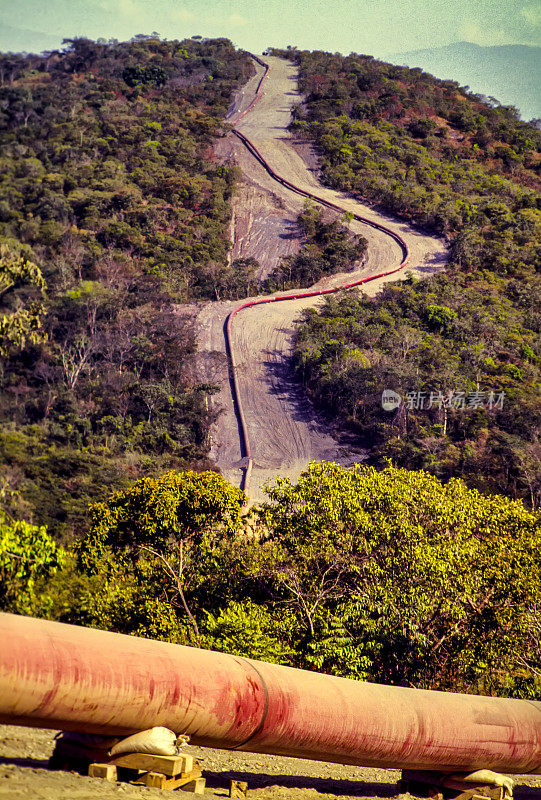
left=1, top=613, right=540, bottom=773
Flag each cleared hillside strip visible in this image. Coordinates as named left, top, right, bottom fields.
left=210, top=55, right=446, bottom=496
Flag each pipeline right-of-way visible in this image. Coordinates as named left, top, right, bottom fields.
left=224, top=55, right=410, bottom=493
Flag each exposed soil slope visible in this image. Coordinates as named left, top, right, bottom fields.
left=200, top=56, right=448, bottom=502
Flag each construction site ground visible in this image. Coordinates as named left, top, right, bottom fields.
left=2, top=725, right=540, bottom=800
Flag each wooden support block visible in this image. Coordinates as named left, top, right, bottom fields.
left=145, top=772, right=168, bottom=789
left=230, top=779, right=248, bottom=797
left=134, top=766, right=203, bottom=791
left=453, top=789, right=504, bottom=800
left=180, top=777, right=206, bottom=794
left=109, top=752, right=194, bottom=776
left=88, top=762, right=117, bottom=782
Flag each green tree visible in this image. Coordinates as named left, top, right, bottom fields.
left=258, top=462, right=541, bottom=695
left=426, top=304, right=458, bottom=333
left=76, top=470, right=246, bottom=644
left=0, top=508, right=65, bottom=615
left=201, top=599, right=296, bottom=664
left=122, top=64, right=168, bottom=88
left=0, top=246, right=46, bottom=356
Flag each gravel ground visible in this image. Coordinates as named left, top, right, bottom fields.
left=2, top=725, right=541, bottom=800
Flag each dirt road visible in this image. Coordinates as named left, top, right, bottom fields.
left=199, top=56, right=448, bottom=502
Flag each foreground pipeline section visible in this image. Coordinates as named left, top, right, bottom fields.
left=1, top=614, right=540, bottom=774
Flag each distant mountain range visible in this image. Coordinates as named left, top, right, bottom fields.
left=388, top=42, right=541, bottom=122
left=0, top=24, right=65, bottom=54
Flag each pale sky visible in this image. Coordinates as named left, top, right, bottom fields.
left=1, top=0, right=540, bottom=56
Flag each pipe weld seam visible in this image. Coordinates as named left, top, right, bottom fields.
left=231, top=659, right=270, bottom=749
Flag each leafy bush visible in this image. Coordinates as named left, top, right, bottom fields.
left=122, top=64, right=168, bottom=87
left=0, top=508, right=65, bottom=615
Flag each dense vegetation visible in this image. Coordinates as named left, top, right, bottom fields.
left=4, top=463, right=540, bottom=697
left=295, top=274, right=540, bottom=505
left=270, top=48, right=541, bottom=505
left=263, top=202, right=367, bottom=291
left=0, top=36, right=253, bottom=536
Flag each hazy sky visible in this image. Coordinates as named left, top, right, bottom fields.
left=1, top=0, right=540, bottom=56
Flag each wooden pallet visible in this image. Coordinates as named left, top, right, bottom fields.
left=88, top=752, right=205, bottom=793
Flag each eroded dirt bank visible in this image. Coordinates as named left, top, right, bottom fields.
left=199, top=56, right=448, bottom=502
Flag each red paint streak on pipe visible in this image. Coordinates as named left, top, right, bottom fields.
left=1, top=614, right=541, bottom=773
left=225, top=60, right=409, bottom=491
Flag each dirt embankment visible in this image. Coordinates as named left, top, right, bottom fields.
left=199, top=56, right=448, bottom=502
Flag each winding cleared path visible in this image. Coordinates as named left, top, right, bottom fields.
left=197, top=56, right=448, bottom=502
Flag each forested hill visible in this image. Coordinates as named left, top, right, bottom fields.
left=272, top=48, right=541, bottom=507
left=0, top=36, right=252, bottom=537
left=389, top=43, right=541, bottom=122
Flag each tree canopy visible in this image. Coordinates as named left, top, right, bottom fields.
left=24, top=463, right=541, bottom=699
left=0, top=507, right=65, bottom=615
left=0, top=246, right=46, bottom=356
left=70, top=470, right=246, bottom=644
left=256, top=462, right=540, bottom=695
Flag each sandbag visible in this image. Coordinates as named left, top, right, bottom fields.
left=446, top=770, right=515, bottom=798
left=109, top=727, right=189, bottom=757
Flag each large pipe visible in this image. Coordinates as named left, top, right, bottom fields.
left=1, top=614, right=540, bottom=774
